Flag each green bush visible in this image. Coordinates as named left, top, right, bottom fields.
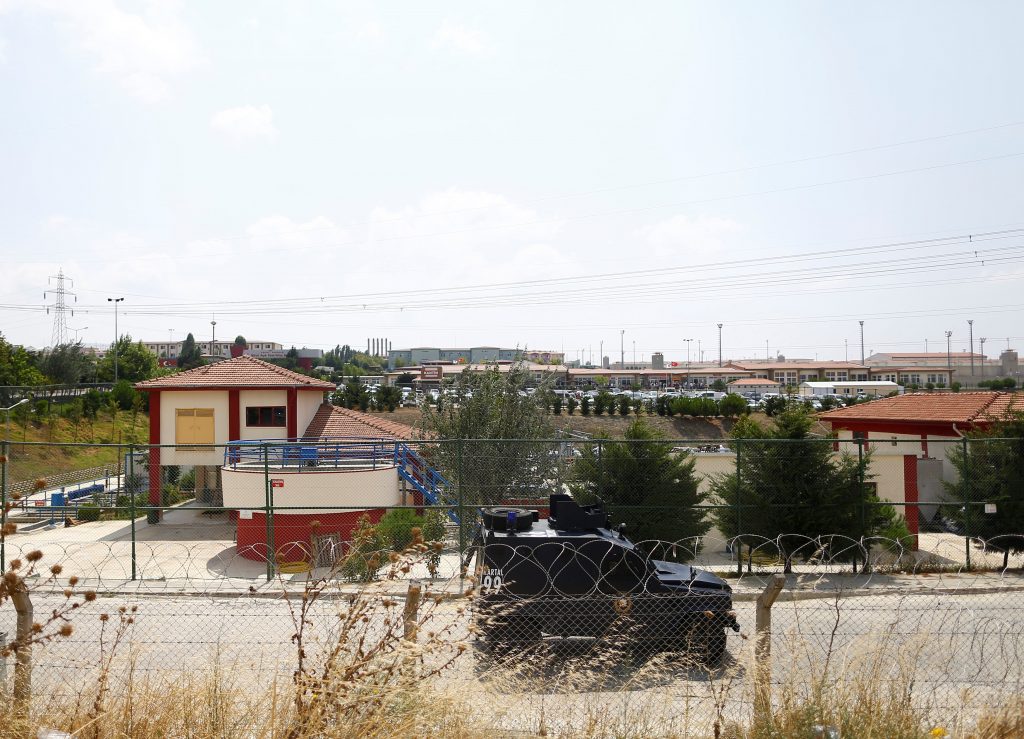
left=617, top=395, right=631, bottom=416
left=552, top=396, right=563, bottom=415
left=77, top=503, right=102, bottom=522
left=111, top=379, right=138, bottom=411
left=566, top=396, right=578, bottom=416
left=719, top=393, right=748, bottom=417
left=340, top=514, right=387, bottom=582
left=580, top=395, right=591, bottom=416
left=376, top=508, right=425, bottom=551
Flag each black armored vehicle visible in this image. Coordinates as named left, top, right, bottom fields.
left=472, top=493, right=739, bottom=663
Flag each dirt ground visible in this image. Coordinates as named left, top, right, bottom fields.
left=372, top=406, right=767, bottom=440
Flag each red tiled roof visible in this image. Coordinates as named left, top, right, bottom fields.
left=135, top=355, right=335, bottom=390
left=727, top=378, right=780, bottom=386
left=302, top=404, right=416, bottom=440
left=820, top=392, right=1022, bottom=425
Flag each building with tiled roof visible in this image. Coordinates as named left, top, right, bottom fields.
left=302, top=404, right=416, bottom=441
left=134, top=356, right=335, bottom=516
left=817, top=392, right=1021, bottom=541
left=136, top=355, right=334, bottom=390
left=820, top=391, right=1021, bottom=435
left=726, top=360, right=870, bottom=385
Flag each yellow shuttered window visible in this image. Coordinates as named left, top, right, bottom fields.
left=175, top=408, right=215, bottom=447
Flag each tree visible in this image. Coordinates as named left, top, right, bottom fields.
left=418, top=363, right=556, bottom=508
left=762, top=395, right=789, bottom=417
left=177, top=333, right=204, bottom=370
left=719, top=393, right=748, bottom=417
left=0, top=332, right=46, bottom=402
left=572, top=419, right=711, bottom=557
left=567, top=396, right=578, bottom=416
left=944, top=415, right=1024, bottom=568
left=337, top=379, right=368, bottom=410
left=96, top=336, right=159, bottom=383
left=580, top=395, right=591, bottom=416
left=110, top=379, right=138, bottom=411
left=374, top=385, right=401, bottom=412
left=233, top=335, right=247, bottom=349
left=710, top=379, right=727, bottom=392
left=709, top=407, right=906, bottom=572
left=40, top=342, right=96, bottom=385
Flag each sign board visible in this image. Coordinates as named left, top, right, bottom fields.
left=270, top=479, right=285, bottom=488
left=985, top=503, right=997, bottom=514
left=239, top=510, right=253, bottom=520
left=245, top=349, right=288, bottom=359
left=421, top=366, right=442, bottom=381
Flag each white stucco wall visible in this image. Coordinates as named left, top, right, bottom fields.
left=690, top=448, right=910, bottom=548
left=159, top=390, right=230, bottom=466
left=297, top=391, right=326, bottom=435
left=221, top=465, right=401, bottom=514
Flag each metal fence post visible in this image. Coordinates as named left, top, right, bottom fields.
left=1, top=440, right=7, bottom=573
left=963, top=436, right=971, bottom=571
left=857, top=438, right=866, bottom=574
left=597, top=439, right=604, bottom=501
left=264, top=443, right=275, bottom=582
left=735, top=438, right=743, bottom=577
left=0, top=630, right=6, bottom=691
left=11, top=584, right=32, bottom=718
left=753, top=574, right=786, bottom=726
left=456, top=438, right=465, bottom=554
left=129, top=444, right=137, bottom=581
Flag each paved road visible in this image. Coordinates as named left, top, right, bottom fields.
left=2, top=587, right=1019, bottom=735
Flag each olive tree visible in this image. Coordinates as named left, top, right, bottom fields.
left=418, top=363, right=557, bottom=508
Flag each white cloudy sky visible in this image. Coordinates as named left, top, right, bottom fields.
left=2, top=1, right=1024, bottom=364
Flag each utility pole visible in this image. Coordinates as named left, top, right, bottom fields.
left=844, top=338, right=848, bottom=362
left=945, top=331, right=953, bottom=373
left=620, top=330, right=624, bottom=370
left=211, top=319, right=217, bottom=358
left=859, top=320, right=865, bottom=365
left=968, top=320, right=975, bottom=376
left=107, top=297, right=124, bottom=382
left=600, top=340, right=603, bottom=369
left=980, top=337, right=987, bottom=377
left=632, top=340, right=635, bottom=366
left=717, top=323, right=723, bottom=367
left=765, top=339, right=769, bottom=362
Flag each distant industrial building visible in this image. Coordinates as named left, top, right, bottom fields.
left=386, top=346, right=564, bottom=369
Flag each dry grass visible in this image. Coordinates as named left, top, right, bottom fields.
left=3, top=530, right=1021, bottom=738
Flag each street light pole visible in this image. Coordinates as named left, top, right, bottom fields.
left=4, top=399, right=30, bottom=442
left=211, top=319, right=218, bottom=358
left=600, top=340, right=603, bottom=369
left=945, top=331, right=953, bottom=375
left=683, top=338, right=692, bottom=387
left=859, top=320, right=865, bottom=365
left=107, top=297, right=124, bottom=383
left=968, top=320, right=974, bottom=377
left=717, top=323, right=723, bottom=367
left=980, top=338, right=987, bottom=377
left=620, top=330, right=624, bottom=370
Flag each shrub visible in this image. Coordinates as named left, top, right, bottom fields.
left=580, top=395, right=591, bottom=416
left=340, top=514, right=387, bottom=582
left=552, top=396, right=562, bottom=415
left=77, top=503, right=102, bottom=522
left=376, top=508, right=427, bottom=551
left=951, top=381, right=962, bottom=393
left=566, top=396, right=577, bottom=415
left=719, top=393, right=748, bottom=417
left=617, top=395, right=631, bottom=416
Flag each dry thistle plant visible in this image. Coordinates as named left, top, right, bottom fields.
left=278, top=522, right=468, bottom=738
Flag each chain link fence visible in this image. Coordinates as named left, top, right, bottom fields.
left=3, top=437, right=1024, bottom=735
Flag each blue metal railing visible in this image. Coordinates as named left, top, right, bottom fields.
left=222, top=438, right=458, bottom=521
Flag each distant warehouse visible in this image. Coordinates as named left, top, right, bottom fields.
left=799, top=381, right=900, bottom=398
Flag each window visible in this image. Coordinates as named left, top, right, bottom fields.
left=246, top=406, right=286, bottom=427
left=175, top=408, right=215, bottom=447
